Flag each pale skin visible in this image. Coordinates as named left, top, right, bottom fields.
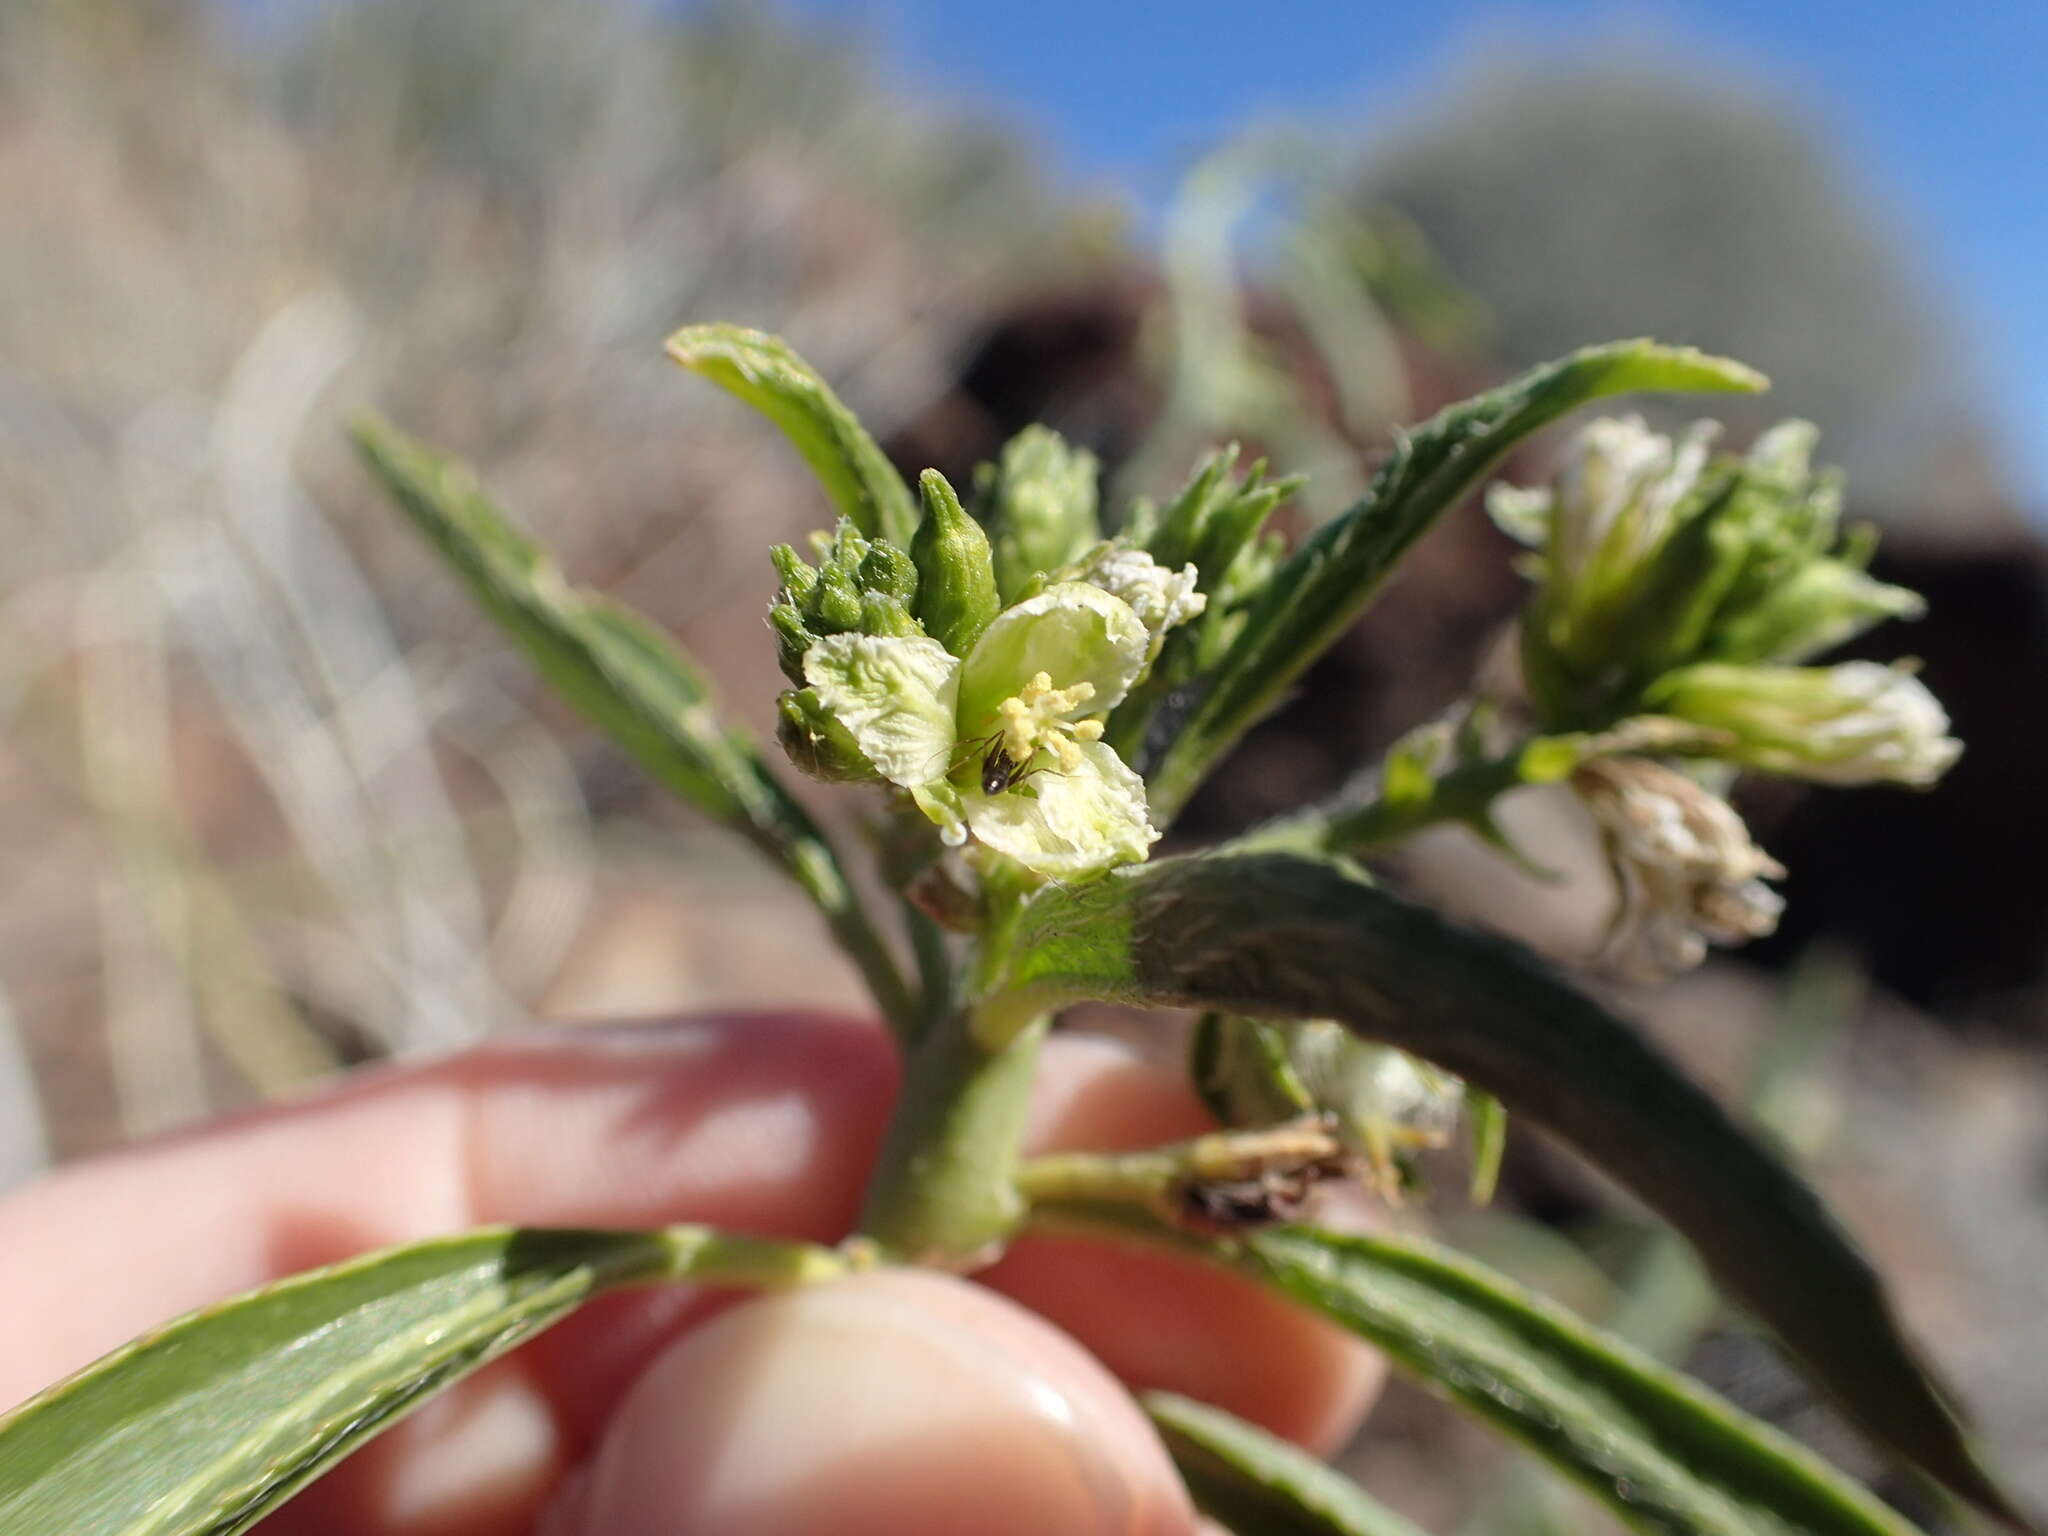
left=0, top=1014, right=1385, bottom=1534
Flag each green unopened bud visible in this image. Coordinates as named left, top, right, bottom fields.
left=776, top=687, right=879, bottom=782
left=976, top=426, right=1101, bottom=600
left=860, top=542, right=919, bottom=605
left=1647, top=659, right=1961, bottom=786
left=812, top=520, right=869, bottom=569
left=910, top=468, right=1000, bottom=657
left=859, top=590, right=924, bottom=639
left=770, top=601, right=814, bottom=684
left=810, top=564, right=865, bottom=633
left=770, top=543, right=815, bottom=597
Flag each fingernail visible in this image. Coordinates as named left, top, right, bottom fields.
left=569, top=1269, right=1196, bottom=1536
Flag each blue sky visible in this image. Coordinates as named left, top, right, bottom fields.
left=788, top=0, right=2048, bottom=506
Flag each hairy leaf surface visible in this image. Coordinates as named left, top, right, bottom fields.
left=667, top=323, right=918, bottom=546
left=1000, top=851, right=2017, bottom=1526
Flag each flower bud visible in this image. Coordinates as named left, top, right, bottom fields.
left=859, top=591, right=925, bottom=640
left=810, top=563, right=865, bottom=633
left=910, top=468, right=1001, bottom=658
left=860, top=542, right=919, bottom=606
left=769, top=519, right=934, bottom=683
left=770, top=600, right=814, bottom=684
left=1646, top=660, right=1961, bottom=787
left=776, top=687, right=879, bottom=782
left=1497, top=415, right=1938, bottom=736
left=973, top=426, right=1101, bottom=601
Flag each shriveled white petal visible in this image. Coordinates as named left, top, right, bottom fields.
left=1070, top=545, right=1207, bottom=638
left=1574, top=756, right=1784, bottom=981
left=964, top=740, right=1156, bottom=877
left=956, top=582, right=1148, bottom=730
left=802, top=634, right=959, bottom=788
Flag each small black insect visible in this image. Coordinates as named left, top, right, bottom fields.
left=979, top=741, right=1038, bottom=796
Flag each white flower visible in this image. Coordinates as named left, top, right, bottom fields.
left=803, top=581, right=1159, bottom=877
left=1574, top=757, right=1786, bottom=979
left=1071, top=544, right=1207, bottom=645
left=1647, top=660, right=1961, bottom=787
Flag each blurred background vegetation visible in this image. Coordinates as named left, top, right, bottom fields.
left=2, top=0, right=2042, bottom=1525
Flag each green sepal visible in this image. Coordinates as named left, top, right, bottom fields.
left=777, top=687, right=880, bottom=782
left=911, top=468, right=1002, bottom=657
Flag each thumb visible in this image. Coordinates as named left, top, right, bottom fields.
left=551, top=1269, right=1198, bottom=1536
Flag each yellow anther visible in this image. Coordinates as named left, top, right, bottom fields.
left=985, top=673, right=1105, bottom=787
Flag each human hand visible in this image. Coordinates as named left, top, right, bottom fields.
left=0, top=1014, right=1383, bottom=1534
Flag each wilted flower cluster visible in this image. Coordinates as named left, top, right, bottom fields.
left=1572, top=756, right=1787, bottom=979
left=1491, top=416, right=1960, bottom=974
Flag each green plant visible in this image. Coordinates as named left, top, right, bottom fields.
left=0, top=322, right=2024, bottom=1536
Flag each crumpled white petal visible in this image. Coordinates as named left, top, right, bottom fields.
left=803, top=634, right=960, bottom=788
left=956, top=582, right=1148, bottom=730
left=1071, top=545, right=1206, bottom=641
left=964, top=740, right=1157, bottom=877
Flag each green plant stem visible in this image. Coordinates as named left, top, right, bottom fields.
left=855, top=1008, right=1049, bottom=1265
left=776, top=838, right=918, bottom=1039
left=1290, top=750, right=1544, bottom=854
left=903, top=901, right=956, bottom=1041
left=653, top=1224, right=858, bottom=1288
left=1016, top=1122, right=1342, bottom=1219
left=1241, top=719, right=1715, bottom=859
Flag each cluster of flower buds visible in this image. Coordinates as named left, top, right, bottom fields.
left=1491, top=417, right=1936, bottom=739
left=1490, top=416, right=1959, bottom=974
left=772, top=432, right=1246, bottom=880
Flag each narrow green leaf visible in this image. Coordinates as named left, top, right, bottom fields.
left=1148, top=341, right=1766, bottom=820
left=0, top=1228, right=691, bottom=1536
left=1145, top=1391, right=1430, bottom=1536
left=1235, top=1227, right=1920, bottom=1536
left=996, top=851, right=2021, bottom=1527
left=353, top=420, right=916, bottom=1035
left=666, top=323, right=918, bottom=547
